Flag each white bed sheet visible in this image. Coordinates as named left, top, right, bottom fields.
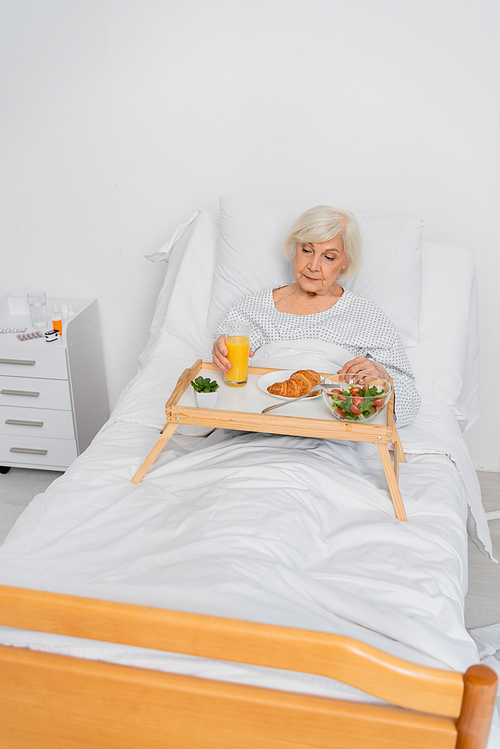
left=0, top=349, right=498, bottom=746
left=0, top=349, right=490, bottom=663
left=0, top=368, right=471, bottom=654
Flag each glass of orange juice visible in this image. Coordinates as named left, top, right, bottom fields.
left=224, top=324, right=251, bottom=386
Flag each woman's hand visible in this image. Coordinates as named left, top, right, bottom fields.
left=212, top=334, right=255, bottom=373
left=337, top=356, right=389, bottom=383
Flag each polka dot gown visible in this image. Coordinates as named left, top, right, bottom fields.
left=217, top=288, right=420, bottom=427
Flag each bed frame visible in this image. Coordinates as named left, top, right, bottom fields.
left=0, top=584, right=496, bottom=748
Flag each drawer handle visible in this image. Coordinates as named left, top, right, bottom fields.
left=0, top=358, right=36, bottom=366
left=5, top=419, right=44, bottom=427
left=1, top=389, right=40, bottom=397
left=10, top=447, right=48, bottom=455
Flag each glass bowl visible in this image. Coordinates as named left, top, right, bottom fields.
left=322, top=375, right=392, bottom=423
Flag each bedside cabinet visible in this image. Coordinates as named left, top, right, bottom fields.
left=0, top=296, right=108, bottom=472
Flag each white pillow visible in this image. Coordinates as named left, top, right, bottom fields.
left=139, top=211, right=219, bottom=368
left=205, top=195, right=424, bottom=347
left=406, top=242, right=479, bottom=432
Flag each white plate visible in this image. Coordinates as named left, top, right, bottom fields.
left=257, top=370, right=322, bottom=401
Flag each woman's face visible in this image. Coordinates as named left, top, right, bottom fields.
left=293, top=236, right=347, bottom=295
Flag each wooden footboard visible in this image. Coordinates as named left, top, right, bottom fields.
left=0, top=585, right=496, bottom=749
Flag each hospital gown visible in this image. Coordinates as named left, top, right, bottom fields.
left=217, top=287, right=420, bottom=427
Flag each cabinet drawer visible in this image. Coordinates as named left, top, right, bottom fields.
left=0, top=343, right=67, bottom=379
left=0, top=375, right=72, bottom=410
left=0, top=405, right=75, bottom=440
left=0, top=433, right=77, bottom=469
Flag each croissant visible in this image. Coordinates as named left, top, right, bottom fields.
left=268, top=369, right=321, bottom=398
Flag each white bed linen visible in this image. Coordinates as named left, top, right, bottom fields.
left=0, top=347, right=490, bottom=656
left=406, top=242, right=480, bottom=432
left=0, top=356, right=498, bottom=744
left=0, top=366, right=469, bottom=647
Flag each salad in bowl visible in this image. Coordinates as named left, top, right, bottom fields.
left=322, top=375, right=392, bottom=423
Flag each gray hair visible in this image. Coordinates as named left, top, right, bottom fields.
left=283, top=206, right=362, bottom=282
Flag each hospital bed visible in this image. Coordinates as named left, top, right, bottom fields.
left=0, top=198, right=497, bottom=747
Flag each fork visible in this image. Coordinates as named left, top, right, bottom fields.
left=261, top=383, right=336, bottom=414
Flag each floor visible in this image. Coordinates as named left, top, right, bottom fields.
left=0, top=467, right=499, bottom=630
left=0, top=467, right=64, bottom=543
left=465, top=472, right=500, bottom=630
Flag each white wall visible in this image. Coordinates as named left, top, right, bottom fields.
left=1, top=0, right=499, bottom=470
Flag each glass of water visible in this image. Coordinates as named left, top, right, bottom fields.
left=27, top=292, right=48, bottom=329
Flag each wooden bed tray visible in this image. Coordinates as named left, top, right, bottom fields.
left=132, top=360, right=408, bottom=520
left=0, top=584, right=496, bottom=748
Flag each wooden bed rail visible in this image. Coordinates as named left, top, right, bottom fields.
left=0, top=584, right=468, bottom=715
left=0, top=585, right=497, bottom=749
left=0, top=645, right=459, bottom=749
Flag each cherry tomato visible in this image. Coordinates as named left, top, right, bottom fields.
left=373, top=398, right=385, bottom=407
left=330, top=389, right=342, bottom=394
left=334, top=408, right=346, bottom=419
left=352, top=397, right=364, bottom=407
left=350, top=404, right=361, bottom=415
left=350, top=387, right=361, bottom=395
left=338, top=395, right=347, bottom=401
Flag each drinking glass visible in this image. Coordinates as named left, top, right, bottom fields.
left=224, top=324, right=251, bottom=386
left=27, top=292, right=48, bottom=329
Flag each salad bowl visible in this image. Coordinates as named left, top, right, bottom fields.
left=322, top=375, right=392, bottom=423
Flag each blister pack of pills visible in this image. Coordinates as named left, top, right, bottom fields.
left=0, top=327, right=27, bottom=334
left=17, top=331, right=44, bottom=341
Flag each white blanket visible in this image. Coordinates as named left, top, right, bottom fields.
left=0, top=342, right=497, bottom=745
left=252, top=339, right=355, bottom=372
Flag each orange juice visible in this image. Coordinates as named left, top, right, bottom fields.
left=225, top=336, right=250, bottom=385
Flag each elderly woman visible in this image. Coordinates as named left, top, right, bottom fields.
left=212, top=206, right=420, bottom=427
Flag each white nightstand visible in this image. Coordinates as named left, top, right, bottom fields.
left=0, top=296, right=108, bottom=472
